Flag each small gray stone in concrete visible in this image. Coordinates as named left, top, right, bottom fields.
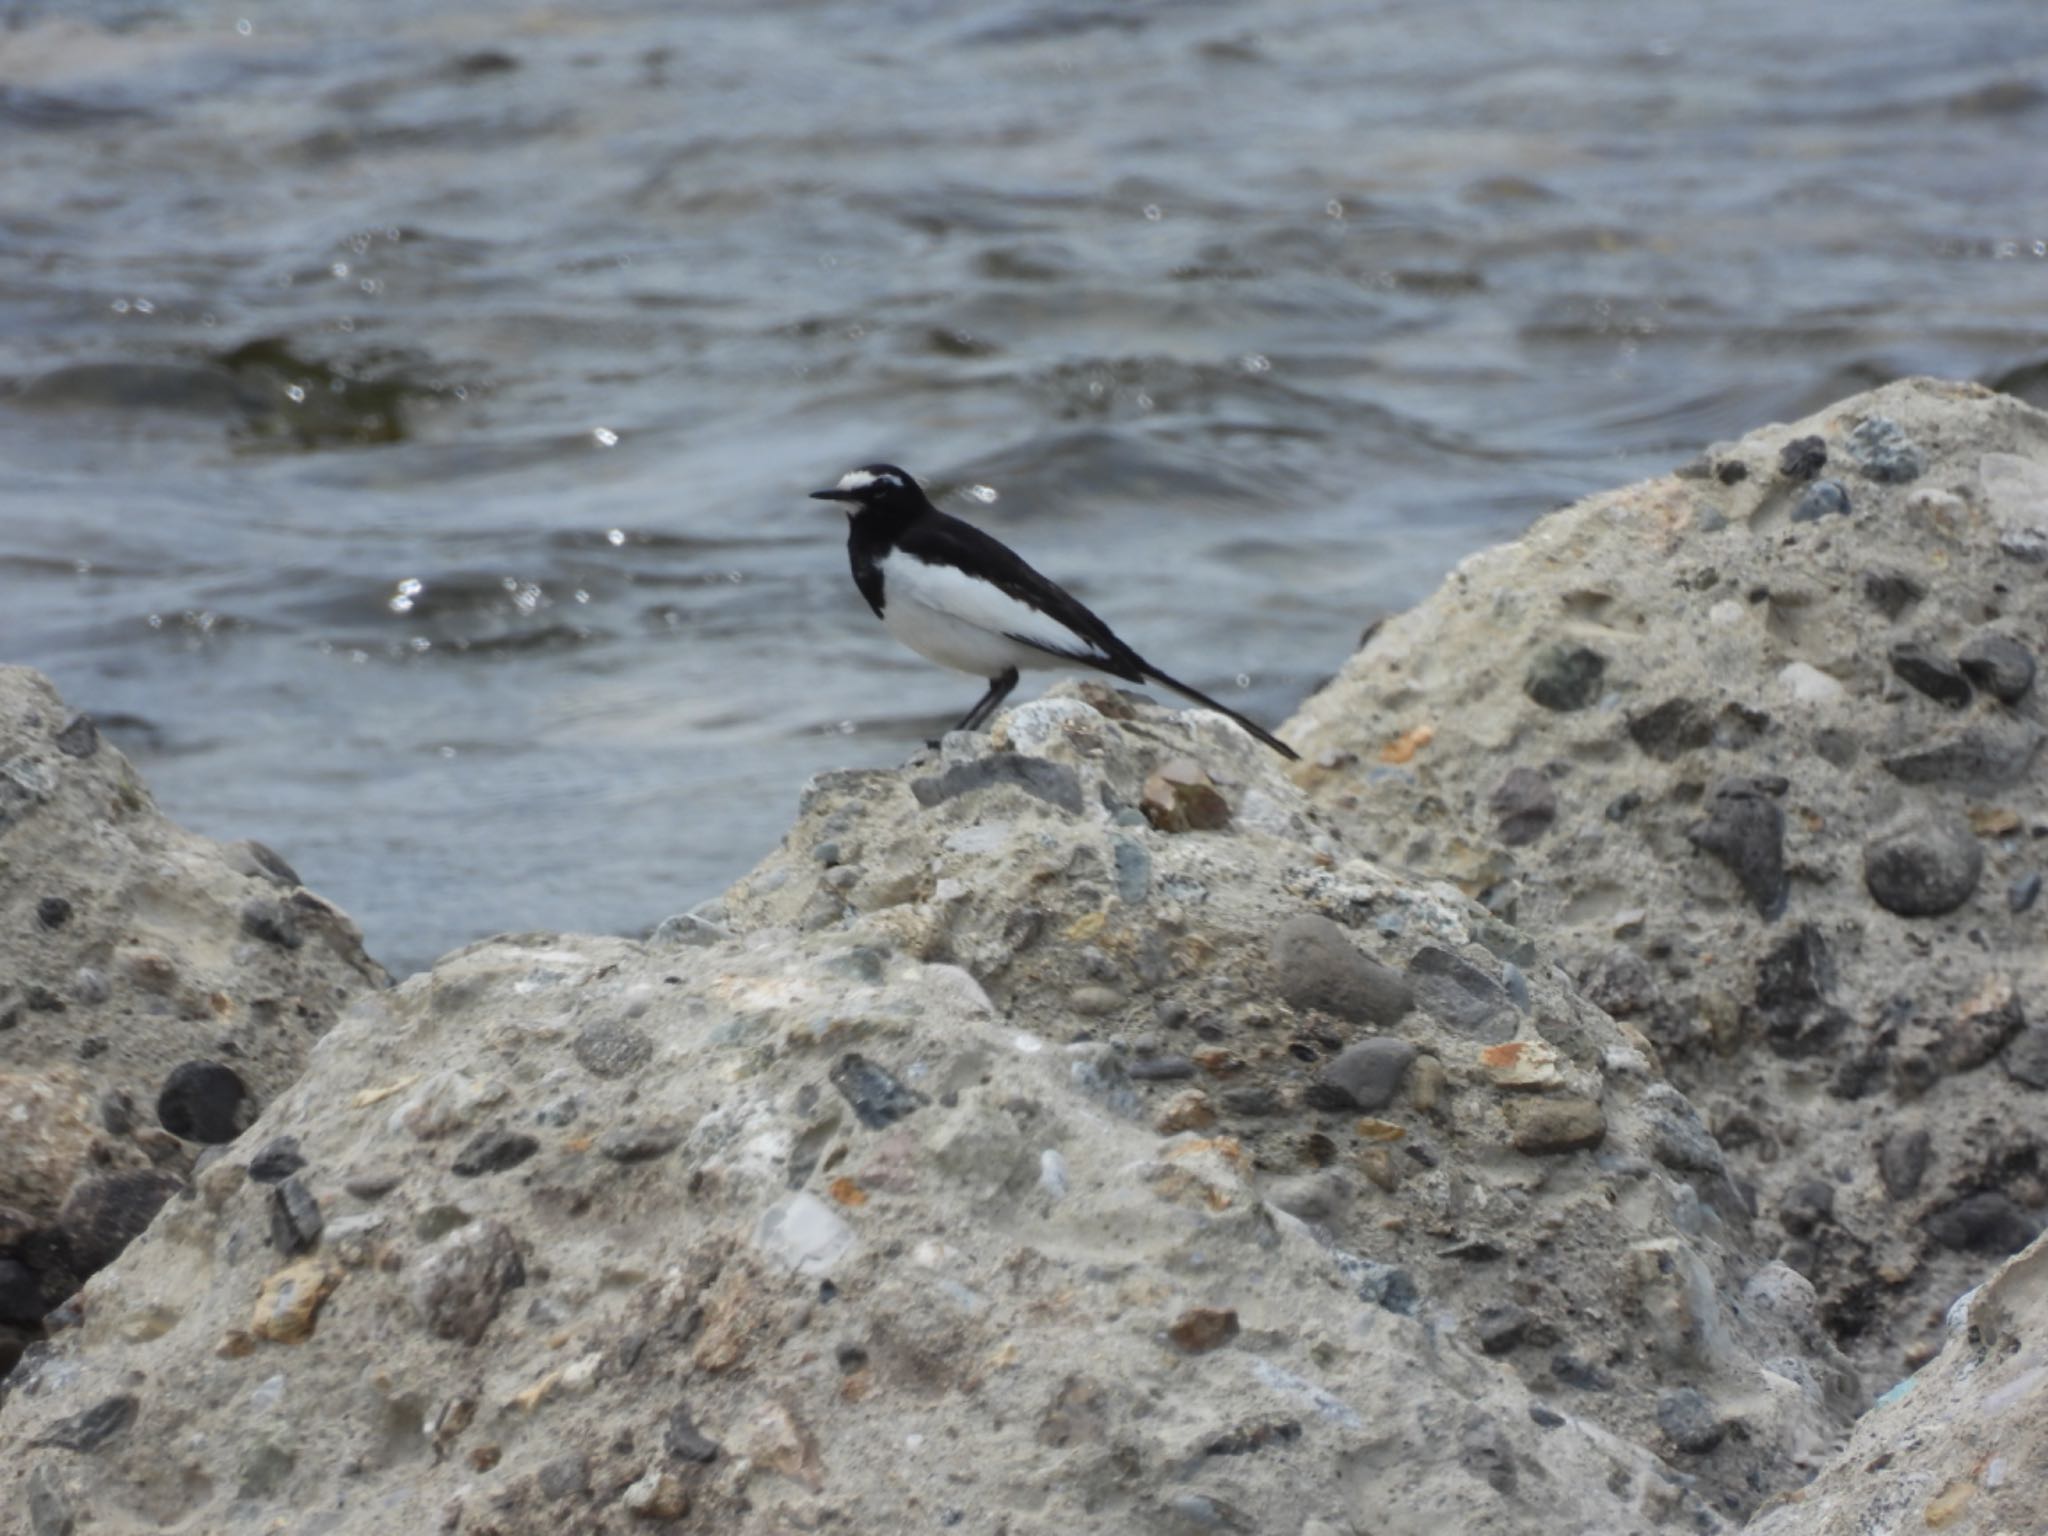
left=28, top=1394, right=137, bottom=1453
left=1846, top=416, right=1925, bottom=482
left=830, top=1052, right=924, bottom=1128
left=664, top=1405, right=721, bottom=1463
left=1883, top=718, right=2043, bottom=790
left=1113, top=838, right=1151, bottom=905
left=1489, top=767, right=1556, bottom=846
left=910, top=754, right=1084, bottom=816
left=1791, top=479, right=1851, bottom=521
left=269, top=1175, right=324, bottom=1255
left=1777, top=435, right=1827, bottom=480
left=53, top=713, right=100, bottom=758
left=2000, top=525, right=2048, bottom=563
left=1656, top=1387, right=1726, bottom=1453
left=1780, top=1178, right=1835, bottom=1236
left=451, top=1128, right=540, bottom=1177
left=573, top=1019, right=653, bottom=1079
left=1473, top=1303, right=1532, bottom=1355
left=1957, top=631, right=2035, bottom=704
left=1922, top=1192, right=2041, bottom=1255
left=1505, top=1097, right=1607, bottom=1155
left=1578, top=949, right=1657, bottom=1018
left=2003, top=1026, right=2048, bottom=1091
left=1459, top=1411, right=1518, bottom=1495
left=538, top=1452, right=591, bottom=1499
left=28, top=1462, right=75, bottom=1536
left=2011, top=872, right=2043, bottom=913
left=1888, top=643, right=1973, bottom=708
left=598, top=1122, right=686, bottom=1163
left=157, top=1059, right=253, bottom=1144
left=1641, top=1085, right=1725, bottom=1174
left=1863, top=810, right=1983, bottom=917
left=1685, top=776, right=1787, bottom=919
left=1523, top=644, right=1606, bottom=712
left=1406, top=947, right=1515, bottom=1043
left=1310, top=1037, right=1416, bottom=1111
left=1877, top=1127, right=1931, bottom=1198
left=1861, top=569, right=1926, bottom=619
left=411, top=1218, right=525, bottom=1345
left=238, top=897, right=302, bottom=950
left=248, top=1136, right=306, bottom=1184
left=1128, top=1055, right=1196, bottom=1081
left=1270, top=914, right=1413, bottom=1026
left=1626, top=697, right=1714, bottom=760
left=57, top=1169, right=183, bottom=1276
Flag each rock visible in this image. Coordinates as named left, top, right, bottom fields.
left=2004, top=1027, right=2048, bottom=1090
left=1791, top=479, right=1851, bottom=521
left=249, top=1257, right=341, bottom=1344
left=57, top=1170, right=183, bottom=1276
left=1685, top=776, right=1787, bottom=918
left=1524, top=645, right=1606, bottom=712
left=597, top=1122, right=685, bottom=1163
left=1167, top=1307, right=1239, bottom=1353
left=1405, top=947, right=1514, bottom=1042
left=829, top=1053, right=923, bottom=1128
left=912, top=753, right=1084, bottom=816
left=450, top=1128, right=540, bottom=1177
left=1883, top=718, right=2043, bottom=790
left=1941, top=978, right=2025, bottom=1072
left=156, top=1061, right=253, bottom=1144
left=1655, top=1387, right=1726, bottom=1453
left=662, top=1405, right=721, bottom=1463
left=26, top=1462, right=74, bottom=1536
left=1846, top=416, right=1926, bottom=482
left=1779, top=1178, right=1835, bottom=1237
left=1778, top=435, right=1827, bottom=480
left=1503, top=1097, right=1606, bottom=1155
left=238, top=898, right=302, bottom=950
left=28, top=1394, right=138, bottom=1453
left=1922, top=1193, right=2040, bottom=1255
left=1861, top=569, right=1926, bottom=619
left=1748, top=923, right=1851, bottom=1058
left=1576, top=949, right=1656, bottom=1018
left=1887, top=643, right=1973, bottom=708
left=537, top=1453, right=590, bottom=1500
left=1625, top=697, right=1713, bottom=760
left=269, top=1176, right=323, bottom=1256
left=1473, top=1303, right=1533, bottom=1355
left=1128, top=1055, right=1197, bottom=1081
left=1956, top=630, right=2035, bottom=703
left=1308, top=1038, right=1416, bottom=1111
left=572, top=1019, right=654, bottom=1079
left=1489, top=768, right=1556, bottom=846
left=1640, top=1086, right=1723, bottom=1174
left=1478, top=1040, right=1563, bottom=1091
left=247, top=1136, right=306, bottom=1184
left=409, top=1219, right=524, bottom=1344
left=1140, top=758, right=1231, bottom=832
left=1877, top=1128, right=1931, bottom=1198
left=1863, top=809, right=1983, bottom=916
left=1269, top=915, right=1413, bottom=1026
left=2011, top=871, right=2044, bottom=913
left=621, top=1467, right=689, bottom=1519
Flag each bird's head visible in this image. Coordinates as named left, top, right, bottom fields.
left=809, top=463, right=928, bottom=518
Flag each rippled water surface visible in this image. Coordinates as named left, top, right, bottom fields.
left=5, top=0, right=2046, bottom=971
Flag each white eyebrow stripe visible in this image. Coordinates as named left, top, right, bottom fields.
left=837, top=469, right=882, bottom=492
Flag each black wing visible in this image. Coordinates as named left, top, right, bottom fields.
left=897, top=512, right=1148, bottom=679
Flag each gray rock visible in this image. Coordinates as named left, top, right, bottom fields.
left=410, top=1218, right=525, bottom=1345
left=1846, top=416, right=1926, bottom=482
left=156, top=1059, right=253, bottom=1144
left=910, top=754, right=1084, bottom=816
left=1888, top=642, right=1973, bottom=708
left=1625, top=697, right=1713, bottom=760
left=1791, top=479, right=1851, bottom=522
left=1921, top=1192, right=2041, bottom=1255
left=1269, top=915, right=1413, bottom=1026
left=2003, top=1026, right=2048, bottom=1090
left=1861, top=569, right=1927, bottom=619
left=572, top=1019, right=654, bottom=1079
left=1524, top=644, right=1607, bottom=712
left=597, top=1122, right=685, bottom=1163
left=1999, top=525, right=2048, bottom=563
left=1883, top=718, right=2043, bottom=790
left=1685, top=776, right=1787, bottom=918
left=1505, top=1097, right=1607, bottom=1155
left=663, top=1405, right=721, bottom=1463
left=1459, top=1411, right=1518, bottom=1495
left=451, top=1128, right=540, bottom=1177
left=247, top=1136, right=306, bottom=1184
left=537, top=1452, right=590, bottom=1499
left=1863, top=810, right=1983, bottom=917
left=1877, top=1127, right=1931, bottom=1198
left=1219, top=1085, right=1282, bottom=1116
left=27, top=1462, right=74, bottom=1536
left=830, top=1053, right=924, bottom=1128
left=2011, top=872, right=2044, bottom=913
left=269, top=1175, right=323, bottom=1255
left=1656, top=1387, right=1726, bottom=1453
left=238, top=898, right=302, bottom=950
left=1473, top=1302, right=1533, bottom=1355
left=1641, top=1086, right=1725, bottom=1174
left=1749, top=924, right=1851, bottom=1058
left=1128, top=1055, right=1197, bottom=1081
left=1779, top=1178, right=1835, bottom=1236
left=1406, top=947, right=1515, bottom=1042
left=28, top=1394, right=138, bottom=1452
left=1578, top=948, right=1657, bottom=1018
left=1112, top=838, right=1151, bottom=905
left=1489, top=767, right=1557, bottom=846
left=1310, top=1037, right=1416, bottom=1111
left=1778, top=435, right=1827, bottom=480
left=57, top=1170, right=183, bottom=1276
left=1957, top=631, right=2036, bottom=704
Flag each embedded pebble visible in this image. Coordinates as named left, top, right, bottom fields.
left=156, top=1060, right=253, bottom=1144
left=57, top=1169, right=183, bottom=1276
left=1405, top=947, right=1514, bottom=1043
left=572, top=1020, right=653, bottom=1079
left=1504, top=1096, right=1606, bottom=1155
left=2002, top=1027, right=2048, bottom=1090
left=1921, top=1192, right=2040, bottom=1255
left=1862, top=809, right=1983, bottom=916
left=1791, top=479, right=1850, bottom=521
left=596, top=1122, right=685, bottom=1163
left=1956, top=631, right=2035, bottom=704
left=1655, top=1387, right=1726, bottom=1453
left=1309, top=1037, right=1415, bottom=1111
left=1877, top=1127, right=1932, bottom=1198
left=1489, top=767, right=1556, bottom=846
left=1684, top=776, right=1787, bottom=918
left=451, top=1128, right=540, bottom=1177
left=247, top=1136, right=306, bottom=1184
left=1270, top=915, right=1413, bottom=1026
left=912, top=753, right=1084, bottom=816
left=1888, top=642, right=1972, bottom=708
left=410, top=1219, right=525, bottom=1344
left=829, top=1053, right=923, bottom=1128
left=1523, top=644, right=1606, bottom=712
left=269, top=1176, right=323, bottom=1256
left=1847, top=416, right=1926, bottom=482
left=1778, top=435, right=1827, bottom=480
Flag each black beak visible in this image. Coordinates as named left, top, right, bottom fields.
left=809, top=488, right=860, bottom=504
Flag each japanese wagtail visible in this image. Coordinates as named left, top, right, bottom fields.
left=811, top=464, right=1298, bottom=760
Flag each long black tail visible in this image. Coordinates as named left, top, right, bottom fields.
left=1139, top=666, right=1299, bottom=761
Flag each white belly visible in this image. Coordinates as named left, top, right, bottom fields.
left=883, top=594, right=1061, bottom=677
left=877, top=549, right=1107, bottom=678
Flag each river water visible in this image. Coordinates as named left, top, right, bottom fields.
left=4, top=0, right=2045, bottom=972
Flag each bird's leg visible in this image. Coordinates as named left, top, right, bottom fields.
left=954, top=667, right=1019, bottom=733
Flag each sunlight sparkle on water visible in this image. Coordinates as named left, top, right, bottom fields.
left=389, top=577, right=424, bottom=614
left=606, top=528, right=627, bottom=546
left=592, top=427, right=620, bottom=447
left=967, top=484, right=999, bottom=503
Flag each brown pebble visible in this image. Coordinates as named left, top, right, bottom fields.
left=1358, top=1148, right=1401, bottom=1192
left=469, top=1444, right=502, bottom=1471
left=1503, top=1096, right=1607, bottom=1155
left=1192, top=1049, right=1246, bottom=1078
left=1142, top=759, right=1232, bottom=833
left=1406, top=1055, right=1446, bottom=1112
left=1155, top=1090, right=1216, bottom=1135
left=1167, top=1306, right=1240, bottom=1354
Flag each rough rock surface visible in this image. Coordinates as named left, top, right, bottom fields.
left=2, top=686, right=1863, bottom=1533
left=1285, top=378, right=2048, bottom=1388
left=0, top=667, right=387, bottom=1375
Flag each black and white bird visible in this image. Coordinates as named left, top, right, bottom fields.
left=811, top=464, right=1298, bottom=760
